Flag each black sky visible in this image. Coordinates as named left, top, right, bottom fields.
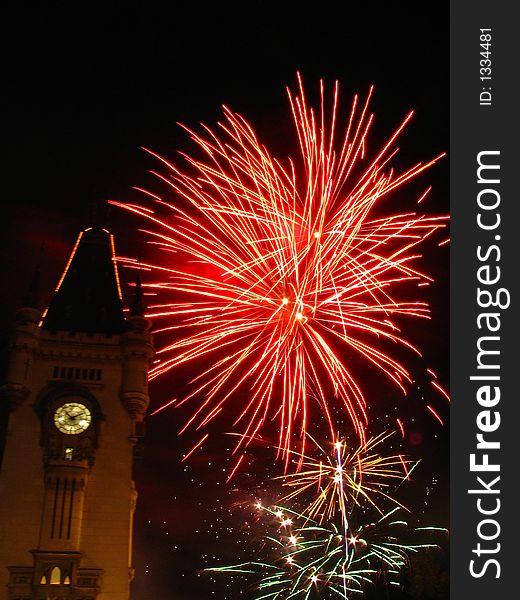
left=3, top=3, right=449, bottom=599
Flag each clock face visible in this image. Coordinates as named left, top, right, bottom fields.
left=54, top=402, right=92, bottom=435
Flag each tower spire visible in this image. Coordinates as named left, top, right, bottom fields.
left=41, top=227, right=125, bottom=334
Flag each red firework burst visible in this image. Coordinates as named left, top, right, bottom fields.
left=111, top=76, right=447, bottom=464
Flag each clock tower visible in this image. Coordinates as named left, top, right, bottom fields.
left=0, top=226, right=154, bottom=600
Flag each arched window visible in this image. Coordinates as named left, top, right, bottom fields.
left=49, top=566, right=61, bottom=585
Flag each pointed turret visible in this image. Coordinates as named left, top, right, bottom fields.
left=130, top=269, right=145, bottom=317
left=13, top=245, right=45, bottom=326
left=41, top=227, right=125, bottom=334
left=1, top=252, right=46, bottom=408
left=121, top=270, right=154, bottom=422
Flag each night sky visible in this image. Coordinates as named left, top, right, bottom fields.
left=3, top=3, right=449, bottom=599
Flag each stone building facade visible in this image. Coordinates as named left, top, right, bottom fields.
left=0, top=227, right=154, bottom=600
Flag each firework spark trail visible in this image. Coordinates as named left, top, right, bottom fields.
left=112, top=76, right=447, bottom=461
left=228, top=431, right=417, bottom=597
left=334, top=440, right=350, bottom=598
left=281, top=432, right=415, bottom=598
left=206, top=434, right=446, bottom=598
left=207, top=502, right=446, bottom=599
left=278, top=431, right=416, bottom=523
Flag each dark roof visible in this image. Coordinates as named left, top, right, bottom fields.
left=41, top=227, right=125, bottom=334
